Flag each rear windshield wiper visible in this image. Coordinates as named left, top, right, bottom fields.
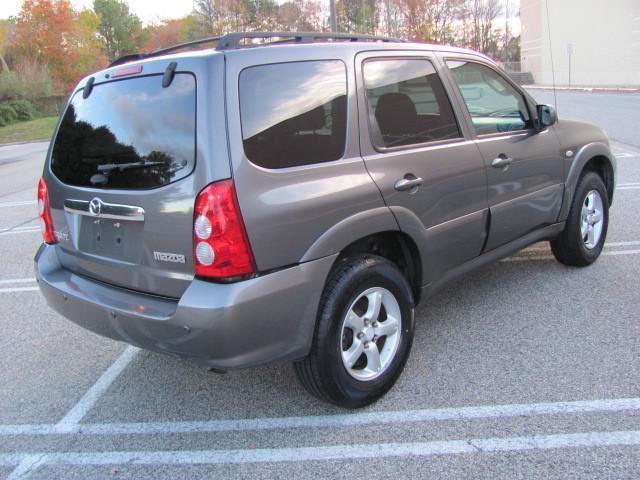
left=97, top=161, right=165, bottom=173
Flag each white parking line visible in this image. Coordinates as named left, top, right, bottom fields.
left=0, top=287, right=39, bottom=293
left=0, top=200, right=35, bottom=209
left=603, top=240, right=640, bottom=247
left=617, top=186, right=640, bottom=190
left=0, top=278, right=36, bottom=285
left=0, top=227, right=40, bottom=236
left=1, top=430, right=639, bottom=471
left=6, top=454, right=46, bottom=480
left=618, top=183, right=640, bottom=186
left=601, top=249, right=640, bottom=255
left=0, top=453, right=22, bottom=466
left=525, top=240, right=640, bottom=252
left=55, top=346, right=140, bottom=433
left=0, top=397, right=639, bottom=437
left=504, top=249, right=640, bottom=262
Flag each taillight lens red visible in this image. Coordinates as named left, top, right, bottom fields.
left=37, top=177, right=57, bottom=244
left=193, top=180, right=255, bottom=279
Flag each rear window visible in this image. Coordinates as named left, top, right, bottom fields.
left=51, top=73, right=196, bottom=189
left=239, top=60, right=347, bottom=169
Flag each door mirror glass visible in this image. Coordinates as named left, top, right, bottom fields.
left=537, top=104, right=557, bottom=128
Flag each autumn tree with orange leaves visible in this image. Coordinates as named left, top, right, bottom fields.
left=11, top=0, right=85, bottom=91
left=2, top=0, right=516, bottom=98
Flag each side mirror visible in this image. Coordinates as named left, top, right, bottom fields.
left=536, top=104, right=557, bottom=129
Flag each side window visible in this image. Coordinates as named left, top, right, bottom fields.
left=363, top=58, right=460, bottom=149
left=239, top=60, right=347, bottom=169
left=446, top=60, right=532, bottom=135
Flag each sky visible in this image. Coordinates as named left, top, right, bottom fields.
left=0, top=0, right=194, bottom=25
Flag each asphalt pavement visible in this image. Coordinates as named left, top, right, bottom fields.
left=0, top=92, right=639, bottom=479
left=529, top=89, right=640, bottom=149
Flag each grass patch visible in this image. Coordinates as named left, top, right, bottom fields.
left=0, top=116, right=58, bottom=144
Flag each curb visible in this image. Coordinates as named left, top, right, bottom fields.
left=523, top=85, right=640, bottom=94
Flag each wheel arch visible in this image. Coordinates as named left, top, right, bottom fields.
left=331, top=231, right=423, bottom=306
left=582, top=155, right=615, bottom=204
left=559, top=142, right=616, bottom=221
left=300, top=206, right=423, bottom=303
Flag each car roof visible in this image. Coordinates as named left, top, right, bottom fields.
left=107, top=32, right=494, bottom=70
left=222, top=40, right=492, bottom=62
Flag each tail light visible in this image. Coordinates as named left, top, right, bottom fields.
left=37, top=177, right=57, bottom=244
left=193, top=180, right=255, bottom=280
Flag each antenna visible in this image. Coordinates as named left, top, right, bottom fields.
left=544, top=0, right=558, bottom=114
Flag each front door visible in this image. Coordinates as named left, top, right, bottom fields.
left=356, top=52, right=488, bottom=284
left=444, top=58, right=564, bottom=251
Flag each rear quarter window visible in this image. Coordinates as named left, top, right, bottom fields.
left=239, top=60, right=347, bottom=169
left=51, top=73, right=196, bottom=189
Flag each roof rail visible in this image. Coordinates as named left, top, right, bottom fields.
left=109, top=37, right=222, bottom=67
left=108, top=31, right=403, bottom=68
left=215, top=31, right=403, bottom=50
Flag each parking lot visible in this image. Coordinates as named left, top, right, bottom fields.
left=0, top=91, right=639, bottom=479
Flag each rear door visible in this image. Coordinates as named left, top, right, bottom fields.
left=443, top=57, right=564, bottom=251
left=356, top=51, right=488, bottom=284
left=44, top=55, right=229, bottom=298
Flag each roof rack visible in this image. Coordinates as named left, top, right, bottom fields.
left=215, top=31, right=403, bottom=50
left=109, top=31, right=403, bottom=67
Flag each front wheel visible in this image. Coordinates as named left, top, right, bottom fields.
left=294, top=255, right=415, bottom=408
left=551, top=172, right=609, bottom=266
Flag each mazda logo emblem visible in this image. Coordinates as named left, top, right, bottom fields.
left=89, top=198, right=102, bottom=216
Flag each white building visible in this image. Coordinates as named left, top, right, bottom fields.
left=520, top=0, right=640, bottom=87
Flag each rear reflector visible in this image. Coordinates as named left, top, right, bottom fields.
left=37, top=177, right=57, bottom=244
left=193, top=180, right=255, bottom=279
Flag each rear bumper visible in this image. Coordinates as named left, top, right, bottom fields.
left=35, top=244, right=336, bottom=370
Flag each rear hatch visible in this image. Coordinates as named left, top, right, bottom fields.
left=44, top=54, right=229, bottom=298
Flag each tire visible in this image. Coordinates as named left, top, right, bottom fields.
left=294, top=254, right=415, bottom=408
left=551, top=171, right=609, bottom=266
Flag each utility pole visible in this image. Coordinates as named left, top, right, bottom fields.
left=385, top=0, right=392, bottom=36
left=504, top=0, right=510, bottom=62
left=567, top=43, right=573, bottom=88
left=329, top=0, right=337, bottom=32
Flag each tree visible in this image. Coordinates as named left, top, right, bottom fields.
left=193, top=0, right=252, bottom=35
left=12, top=0, right=81, bottom=91
left=144, top=16, right=205, bottom=51
left=93, top=0, right=146, bottom=61
left=337, top=0, right=378, bottom=34
left=0, top=19, right=14, bottom=72
left=466, top=0, right=501, bottom=54
left=276, top=0, right=324, bottom=31
left=76, top=9, right=108, bottom=73
left=395, top=0, right=429, bottom=40
left=423, top=0, right=463, bottom=44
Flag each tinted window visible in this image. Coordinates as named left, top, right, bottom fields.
left=363, top=59, right=460, bottom=149
left=239, top=60, right=347, bottom=169
left=51, top=74, right=196, bottom=189
left=446, top=60, right=532, bottom=134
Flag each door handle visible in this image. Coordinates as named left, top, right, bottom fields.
left=491, top=155, right=513, bottom=169
left=394, top=175, right=423, bottom=192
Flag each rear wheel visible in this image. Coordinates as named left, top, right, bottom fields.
left=294, top=255, right=415, bottom=408
left=551, top=172, right=609, bottom=266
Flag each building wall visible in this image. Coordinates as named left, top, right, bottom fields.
left=521, top=0, right=640, bottom=87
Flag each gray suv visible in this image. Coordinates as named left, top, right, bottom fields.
left=35, top=32, right=616, bottom=408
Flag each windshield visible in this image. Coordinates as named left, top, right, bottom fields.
left=51, top=73, right=196, bottom=189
